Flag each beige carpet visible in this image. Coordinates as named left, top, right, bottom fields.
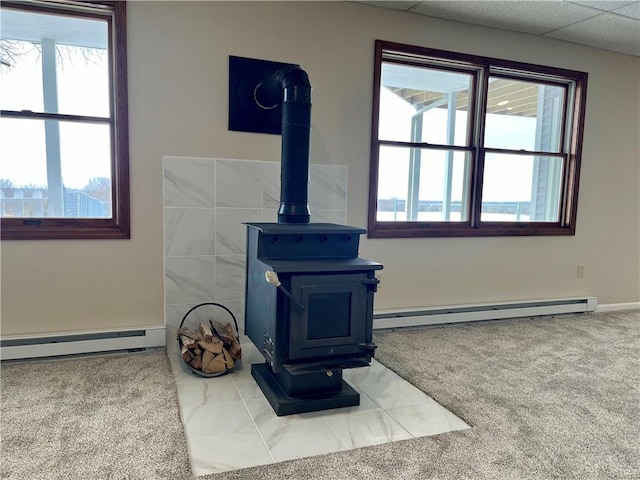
left=203, top=310, right=640, bottom=479
left=0, top=352, right=191, bottom=480
left=1, top=311, right=638, bottom=479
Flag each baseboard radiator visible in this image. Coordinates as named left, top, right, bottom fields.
left=0, top=327, right=166, bottom=361
left=373, top=297, right=598, bottom=330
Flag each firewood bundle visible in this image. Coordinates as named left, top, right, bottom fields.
left=178, top=321, right=242, bottom=376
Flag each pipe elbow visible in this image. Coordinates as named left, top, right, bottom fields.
left=256, top=65, right=310, bottom=108
left=279, top=66, right=310, bottom=89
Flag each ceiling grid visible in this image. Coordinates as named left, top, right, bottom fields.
left=359, top=1, right=640, bottom=56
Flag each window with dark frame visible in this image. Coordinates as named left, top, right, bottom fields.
left=0, top=0, right=129, bottom=240
left=368, top=40, right=588, bottom=238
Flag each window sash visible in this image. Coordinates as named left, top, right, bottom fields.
left=368, top=40, right=587, bottom=238
left=0, top=0, right=129, bottom=240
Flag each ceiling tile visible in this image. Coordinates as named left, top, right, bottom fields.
left=409, top=1, right=601, bottom=35
left=546, top=12, right=640, bottom=55
left=611, top=1, right=640, bottom=19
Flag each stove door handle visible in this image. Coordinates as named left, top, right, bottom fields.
left=278, top=285, right=304, bottom=310
left=265, top=270, right=305, bottom=310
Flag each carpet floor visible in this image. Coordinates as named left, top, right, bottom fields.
left=1, top=310, right=638, bottom=479
left=1, top=352, right=191, bottom=480
left=203, top=310, right=640, bottom=480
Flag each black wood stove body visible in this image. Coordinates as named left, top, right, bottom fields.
left=233, top=56, right=382, bottom=416
left=245, top=222, right=381, bottom=415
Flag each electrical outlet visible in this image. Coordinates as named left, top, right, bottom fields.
left=376, top=273, right=382, bottom=289
left=577, top=265, right=584, bottom=278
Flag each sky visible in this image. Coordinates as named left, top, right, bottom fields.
left=0, top=40, right=111, bottom=190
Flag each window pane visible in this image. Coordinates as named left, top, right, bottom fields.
left=484, top=78, right=564, bottom=152
left=481, top=153, right=563, bottom=222
left=377, top=145, right=471, bottom=222
left=0, top=8, right=109, bottom=117
left=0, top=117, right=112, bottom=218
left=379, top=63, right=472, bottom=146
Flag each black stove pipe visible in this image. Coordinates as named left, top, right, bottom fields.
left=257, top=65, right=312, bottom=224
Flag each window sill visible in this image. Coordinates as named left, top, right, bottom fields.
left=367, top=222, right=575, bottom=238
left=1, top=219, right=130, bottom=240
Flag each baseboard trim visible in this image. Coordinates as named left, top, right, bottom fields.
left=596, top=302, right=640, bottom=312
left=0, top=326, right=166, bottom=361
left=373, top=297, right=598, bottom=330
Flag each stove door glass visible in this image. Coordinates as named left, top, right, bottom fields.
left=308, top=291, right=351, bottom=339
left=288, top=273, right=372, bottom=360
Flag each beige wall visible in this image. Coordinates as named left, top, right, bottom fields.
left=1, top=1, right=638, bottom=336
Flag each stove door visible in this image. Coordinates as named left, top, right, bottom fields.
left=288, top=272, right=374, bottom=361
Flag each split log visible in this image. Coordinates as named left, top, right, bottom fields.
left=198, top=322, right=215, bottom=343
left=181, top=346, right=195, bottom=363
left=203, top=354, right=227, bottom=374
left=201, top=351, right=215, bottom=371
left=221, top=347, right=235, bottom=369
left=189, top=354, right=202, bottom=370
left=212, top=320, right=242, bottom=361
left=180, top=335, right=198, bottom=350
left=198, top=340, right=223, bottom=354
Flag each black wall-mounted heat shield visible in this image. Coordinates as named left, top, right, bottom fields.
left=228, top=56, right=293, bottom=135
left=228, top=55, right=312, bottom=224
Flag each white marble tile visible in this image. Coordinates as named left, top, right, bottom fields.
left=312, top=209, right=347, bottom=225
left=257, top=415, right=347, bottom=462
left=215, top=255, right=245, bottom=301
left=176, top=376, right=241, bottom=407
left=385, top=401, right=470, bottom=437
left=165, top=330, right=179, bottom=354
left=164, top=207, right=216, bottom=256
left=216, top=159, right=263, bottom=208
left=348, top=360, right=433, bottom=410
left=303, top=384, right=380, bottom=418
left=171, top=344, right=471, bottom=475
left=163, top=156, right=215, bottom=207
left=262, top=208, right=278, bottom=222
left=232, top=374, right=266, bottom=402
left=165, top=303, right=200, bottom=333
left=165, top=256, right=216, bottom=304
left=244, top=395, right=322, bottom=429
left=343, top=358, right=389, bottom=385
left=188, top=431, right=273, bottom=476
left=171, top=357, right=214, bottom=385
left=231, top=343, right=266, bottom=381
left=218, top=300, right=244, bottom=336
left=181, top=400, right=257, bottom=437
left=261, top=161, right=281, bottom=209
left=309, top=164, right=347, bottom=211
left=323, top=408, right=412, bottom=448
left=215, top=208, right=261, bottom=255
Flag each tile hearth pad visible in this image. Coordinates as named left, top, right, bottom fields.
left=167, top=339, right=469, bottom=476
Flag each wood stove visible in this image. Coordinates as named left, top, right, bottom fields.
left=245, top=222, right=381, bottom=415
left=234, top=57, right=382, bottom=415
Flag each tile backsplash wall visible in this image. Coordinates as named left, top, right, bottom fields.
left=163, top=156, right=348, bottom=334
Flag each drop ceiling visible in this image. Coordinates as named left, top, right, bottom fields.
left=359, top=1, right=640, bottom=57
